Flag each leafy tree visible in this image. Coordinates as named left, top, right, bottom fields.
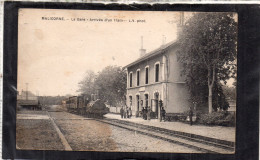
left=95, top=66, right=127, bottom=106
left=222, top=85, right=236, bottom=101
left=177, top=13, right=237, bottom=113
left=77, top=70, right=96, bottom=96
left=78, top=66, right=127, bottom=106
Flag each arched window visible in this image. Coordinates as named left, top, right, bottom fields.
left=129, top=72, right=133, bottom=87
left=145, top=66, right=149, bottom=84
left=155, top=62, right=160, bottom=82
left=136, top=69, right=140, bottom=86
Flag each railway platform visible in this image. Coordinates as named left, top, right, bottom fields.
left=104, top=113, right=235, bottom=143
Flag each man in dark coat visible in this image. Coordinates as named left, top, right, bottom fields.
left=147, top=107, right=151, bottom=120
left=126, top=107, right=129, bottom=118
left=144, top=107, right=148, bottom=120
left=129, top=107, right=132, bottom=118
left=120, top=107, right=124, bottom=119
left=142, top=107, right=144, bottom=119
left=161, top=107, right=166, bottom=121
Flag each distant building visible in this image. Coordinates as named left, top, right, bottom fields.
left=17, top=90, right=40, bottom=110
left=124, top=40, right=190, bottom=119
left=17, top=90, right=38, bottom=100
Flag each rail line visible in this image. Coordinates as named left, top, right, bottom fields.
left=95, top=118, right=235, bottom=154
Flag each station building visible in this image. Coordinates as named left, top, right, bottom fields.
left=124, top=40, right=190, bottom=119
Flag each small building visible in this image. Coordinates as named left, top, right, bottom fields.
left=17, top=90, right=41, bottom=110
left=124, top=40, right=190, bottom=119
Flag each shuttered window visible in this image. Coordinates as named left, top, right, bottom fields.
left=145, top=67, right=149, bottom=84
left=155, top=64, right=159, bottom=82
left=129, top=73, right=133, bottom=87
left=137, top=70, right=140, bottom=86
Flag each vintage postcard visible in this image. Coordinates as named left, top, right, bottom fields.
left=16, top=8, right=237, bottom=153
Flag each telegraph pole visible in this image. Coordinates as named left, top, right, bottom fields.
left=26, top=83, right=28, bottom=100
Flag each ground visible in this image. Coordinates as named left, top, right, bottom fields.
left=16, top=109, right=200, bottom=152
left=16, top=118, right=64, bottom=150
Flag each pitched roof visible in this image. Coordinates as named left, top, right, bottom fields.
left=124, top=41, right=178, bottom=69
left=19, top=91, right=36, bottom=97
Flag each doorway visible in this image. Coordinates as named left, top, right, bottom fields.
left=154, top=92, right=159, bottom=118
left=136, top=95, right=140, bottom=117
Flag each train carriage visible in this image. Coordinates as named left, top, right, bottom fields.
left=65, top=94, right=108, bottom=117
left=66, top=96, right=78, bottom=113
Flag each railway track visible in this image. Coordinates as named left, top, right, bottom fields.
left=96, top=118, right=235, bottom=154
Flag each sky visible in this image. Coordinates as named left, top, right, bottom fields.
left=17, top=9, right=236, bottom=96
left=18, top=9, right=183, bottom=96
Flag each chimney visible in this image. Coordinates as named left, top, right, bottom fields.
left=177, top=12, right=184, bottom=38
left=180, top=12, right=184, bottom=26
left=139, top=36, right=146, bottom=57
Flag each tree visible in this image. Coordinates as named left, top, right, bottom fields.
left=222, top=85, right=236, bottom=101
left=95, top=66, right=127, bottom=106
left=78, top=66, right=127, bottom=106
left=177, top=13, right=237, bottom=113
left=77, top=70, right=96, bottom=96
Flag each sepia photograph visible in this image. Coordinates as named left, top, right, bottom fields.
left=16, top=9, right=237, bottom=153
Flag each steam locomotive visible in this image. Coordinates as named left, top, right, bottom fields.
left=65, top=94, right=109, bottom=118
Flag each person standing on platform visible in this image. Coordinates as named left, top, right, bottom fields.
left=144, top=107, right=148, bottom=120
left=123, top=107, right=127, bottom=119
left=129, top=107, right=132, bottom=118
left=161, top=107, right=166, bottom=121
left=147, top=107, right=151, bottom=120
left=126, top=107, right=129, bottom=118
left=120, top=107, right=124, bottom=119
left=142, top=107, right=145, bottom=120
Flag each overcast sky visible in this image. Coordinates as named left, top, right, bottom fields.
left=18, top=9, right=183, bottom=96
left=17, top=9, right=235, bottom=96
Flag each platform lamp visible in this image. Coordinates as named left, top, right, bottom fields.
left=192, top=101, right=198, bottom=117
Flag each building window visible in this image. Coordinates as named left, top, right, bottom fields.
left=145, top=66, right=149, bottom=84
left=129, top=72, right=133, bottom=87
left=155, top=63, right=159, bottom=82
left=145, top=94, right=149, bottom=107
left=136, top=70, right=140, bottom=86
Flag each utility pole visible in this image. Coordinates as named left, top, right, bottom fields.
left=26, top=83, right=28, bottom=100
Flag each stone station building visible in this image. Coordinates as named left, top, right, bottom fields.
left=124, top=40, right=191, bottom=119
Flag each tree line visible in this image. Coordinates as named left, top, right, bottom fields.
left=77, top=66, right=127, bottom=106
left=38, top=95, right=70, bottom=105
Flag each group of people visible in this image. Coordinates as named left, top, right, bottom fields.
left=120, top=106, right=132, bottom=119
left=120, top=103, right=196, bottom=125
left=141, top=106, right=166, bottom=121
left=120, top=105, right=166, bottom=121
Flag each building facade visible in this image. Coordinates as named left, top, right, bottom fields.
left=124, top=41, right=190, bottom=119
